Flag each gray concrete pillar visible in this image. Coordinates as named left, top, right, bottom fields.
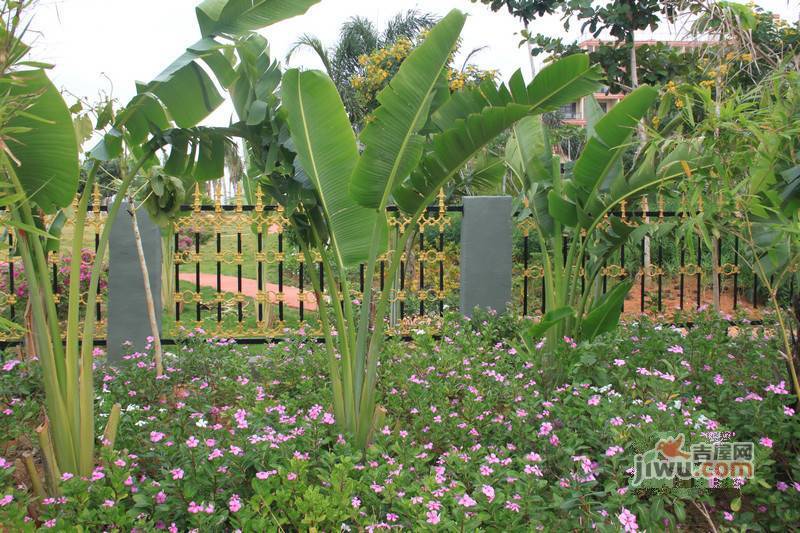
left=107, top=202, right=161, bottom=362
left=460, top=196, right=512, bottom=317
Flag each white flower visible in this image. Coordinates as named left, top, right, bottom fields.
left=195, top=418, right=208, bottom=428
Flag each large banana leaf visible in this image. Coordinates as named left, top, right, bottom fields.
left=566, top=86, right=658, bottom=225
left=282, top=69, right=379, bottom=267
left=580, top=279, right=633, bottom=342
left=196, top=0, right=320, bottom=37
left=572, top=86, right=658, bottom=197
left=505, top=115, right=552, bottom=187
left=433, top=55, right=603, bottom=128
left=394, top=103, right=531, bottom=213
left=349, top=9, right=466, bottom=210
left=5, top=70, right=79, bottom=213
left=135, top=39, right=234, bottom=129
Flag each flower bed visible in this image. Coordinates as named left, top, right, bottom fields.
left=0, top=313, right=798, bottom=530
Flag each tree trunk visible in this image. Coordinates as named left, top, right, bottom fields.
left=525, top=22, right=536, bottom=78
left=129, top=202, right=163, bottom=378
left=628, top=36, right=652, bottom=289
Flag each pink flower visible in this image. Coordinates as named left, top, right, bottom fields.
left=287, top=472, right=298, bottom=481
left=185, top=436, right=199, bottom=448
left=784, top=406, right=795, bottom=416
left=155, top=491, right=167, bottom=504
left=0, top=494, right=12, bottom=506
left=618, top=507, right=639, bottom=532
left=667, top=345, right=684, bottom=354
left=505, top=501, right=521, bottom=512
left=610, top=416, right=624, bottom=426
left=426, top=510, right=441, bottom=525
left=351, top=496, right=361, bottom=509
left=2, top=359, right=21, bottom=372
left=103, top=499, right=115, bottom=508
left=481, top=484, right=495, bottom=502
left=60, top=472, right=74, bottom=481
left=256, top=470, right=277, bottom=480
left=605, top=445, right=624, bottom=457
left=150, top=431, right=165, bottom=443
left=457, top=493, right=476, bottom=507
left=170, top=468, right=184, bottom=480
left=723, top=511, right=734, bottom=521
left=759, top=437, right=773, bottom=448
left=229, top=494, right=242, bottom=513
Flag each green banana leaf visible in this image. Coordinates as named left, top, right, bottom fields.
left=349, top=9, right=466, bottom=210
left=282, top=69, right=380, bottom=267
left=580, top=279, right=634, bottom=342
left=5, top=70, right=80, bottom=213
left=524, top=306, right=574, bottom=343
left=196, top=0, right=320, bottom=37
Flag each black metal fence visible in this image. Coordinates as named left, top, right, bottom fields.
left=2, top=191, right=798, bottom=345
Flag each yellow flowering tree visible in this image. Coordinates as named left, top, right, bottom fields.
left=351, top=36, right=497, bottom=123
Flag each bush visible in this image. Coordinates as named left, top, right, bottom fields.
left=0, top=314, right=798, bottom=530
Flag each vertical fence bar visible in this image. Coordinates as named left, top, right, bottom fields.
left=278, top=231, right=284, bottom=322
left=7, top=230, right=14, bottom=321
left=657, top=241, right=663, bottom=312
left=257, top=232, right=264, bottom=324
left=399, top=254, right=405, bottom=320
left=696, top=238, right=702, bottom=309
left=640, top=238, right=645, bottom=313
left=438, top=230, right=444, bottom=316
left=752, top=271, right=758, bottom=309
left=620, top=244, right=625, bottom=312
left=237, top=231, right=243, bottom=324
left=733, top=237, right=739, bottom=310
left=522, top=234, right=529, bottom=315
left=298, top=254, right=304, bottom=323
left=195, top=230, right=201, bottom=323
left=318, top=253, right=324, bottom=302
left=679, top=240, right=685, bottom=310
left=174, top=232, right=180, bottom=325
left=94, top=229, right=101, bottom=322
left=717, top=237, right=722, bottom=308
left=216, top=232, right=222, bottom=324
left=419, top=231, right=425, bottom=317
left=51, top=251, right=58, bottom=299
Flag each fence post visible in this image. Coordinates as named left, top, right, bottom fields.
left=460, top=196, right=512, bottom=317
left=107, top=202, right=162, bottom=363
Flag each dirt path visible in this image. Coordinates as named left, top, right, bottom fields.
left=178, top=272, right=317, bottom=311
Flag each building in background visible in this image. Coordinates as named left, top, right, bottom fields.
left=560, top=39, right=704, bottom=126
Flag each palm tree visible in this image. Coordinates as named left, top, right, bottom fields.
left=286, top=10, right=437, bottom=124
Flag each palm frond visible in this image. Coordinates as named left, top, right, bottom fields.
left=381, top=10, right=438, bottom=45
left=286, top=33, right=333, bottom=76
left=460, top=45, right=488, bottom=72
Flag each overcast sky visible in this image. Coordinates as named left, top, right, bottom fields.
left=27, top=0, right=800, bottom=127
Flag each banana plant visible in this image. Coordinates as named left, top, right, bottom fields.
left=1, top=0, right=319, bottom=490
left=510, top=90, right=703, bottom=358
left=280, top=8, right=604, bottom=447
